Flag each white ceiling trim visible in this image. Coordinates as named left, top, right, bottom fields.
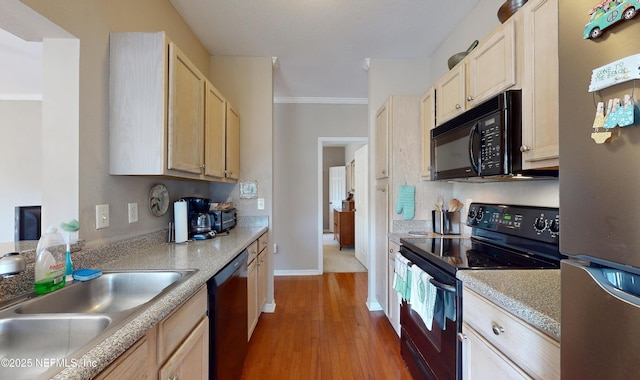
left=274, top=96, right=367, bottom=105
left=0, top=93, right=42, bottom=101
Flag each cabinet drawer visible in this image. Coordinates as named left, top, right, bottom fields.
left=463, top=288, right=559, bottom=380
left=258, top=232, right=268, bottom=253
left=462, top=323, right=532, bottom=380
left=248, top=240, right=259, bottom=264
left=158, top=285, right=207, bottom=364
left=95, top=336, right=152, bottom=379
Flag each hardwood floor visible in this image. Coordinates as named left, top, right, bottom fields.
left=241, top=272, right=413, bottom=379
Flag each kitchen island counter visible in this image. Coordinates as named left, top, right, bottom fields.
left=457, top=269, right=560, bottom=340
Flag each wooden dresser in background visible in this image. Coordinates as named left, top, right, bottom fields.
left=333, top=209, right=355, bottom=250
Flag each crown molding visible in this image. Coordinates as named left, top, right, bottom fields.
left=0, top=93, right=42, bottom=101
left=274, top=96, right=368, bottom=105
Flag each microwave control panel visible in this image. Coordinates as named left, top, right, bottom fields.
left=479, top=115, right=503, bottom=175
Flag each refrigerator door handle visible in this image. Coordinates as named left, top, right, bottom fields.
left=582, top=264, right=640, bottom=306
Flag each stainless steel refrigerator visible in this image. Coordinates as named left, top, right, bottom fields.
left=559, top=0, right=640, bottom=378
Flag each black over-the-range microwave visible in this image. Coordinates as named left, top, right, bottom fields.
left=430, top=90, right=557, bottom=181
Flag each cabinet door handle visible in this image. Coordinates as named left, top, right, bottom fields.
left=455, top=104, right=462, bottom=109
left=467, top=95, right=474, bottom=101
left=491, top=324, right=505, bottom=335
left=457, top=332, right=467, bottom=342
left=381, top=169, right=387, bottom=175
left=520, top=145, right=531, bottom=152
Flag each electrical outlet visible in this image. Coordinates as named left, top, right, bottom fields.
left=96, top=204, right=110, bottom=229
left=273, top=243, right=278, bottom=253
left=257, top=198, right=265, bottom=210
left=128, top=202, right=138, bottom=223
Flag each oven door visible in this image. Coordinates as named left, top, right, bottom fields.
left=431, top=119, right=480, bottom=181
left=400, top=246, right=461, bottom=380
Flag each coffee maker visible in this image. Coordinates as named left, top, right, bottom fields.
left=181, top=197, right=216, bottom=240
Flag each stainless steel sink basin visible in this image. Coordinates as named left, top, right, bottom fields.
left=0, top=316, right=111, bottom=379
left=0, top=269, right=197, bottom=379
left=16, top=270, right=191, bottom=314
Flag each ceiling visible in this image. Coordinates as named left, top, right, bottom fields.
left=169, top=0, right=481, bottom=102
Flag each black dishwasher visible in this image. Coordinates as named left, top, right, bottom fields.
left=207, top=249, right=248, bottom=380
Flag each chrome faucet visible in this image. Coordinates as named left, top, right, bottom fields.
left=0, top=252, right=26, bottom=278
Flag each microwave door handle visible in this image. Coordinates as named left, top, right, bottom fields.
left=468, top=122, right=480, bottom=174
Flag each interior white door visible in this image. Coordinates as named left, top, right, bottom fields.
left=354, top=145, right=369, bottom=268
left=328, top=166, right=346, bottom=232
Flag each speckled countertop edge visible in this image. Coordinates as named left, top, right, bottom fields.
left=35, top=226, right=268, bottom=380
left=457, top=270, right=561, bottom=341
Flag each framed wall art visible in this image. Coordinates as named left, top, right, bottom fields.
left=239, top=180, right=258, bottom=199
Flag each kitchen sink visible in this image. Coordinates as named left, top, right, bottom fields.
left=16, top=270, right=192, bottom=314
left=0, top=316, right=111, bottom=379
left=0, top=269, right=197, bottom=379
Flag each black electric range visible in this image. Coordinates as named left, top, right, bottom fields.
left=400, top=203, right=563, bottom=275
left=397, top=203, right=563, bottom=380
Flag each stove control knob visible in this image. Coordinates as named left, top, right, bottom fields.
left=534, top=217, right=547, bottom=232
left=475, top=208, right=484, bottom=222
left=549, top=219, right=560, bottom=234
left=468, top=209, right=476, bottom=220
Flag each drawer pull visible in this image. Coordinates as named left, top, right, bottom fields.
left=491, top=324, right=505, bottom=336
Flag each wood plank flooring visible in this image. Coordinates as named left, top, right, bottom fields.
left=241, top=272, right=413, bottom=379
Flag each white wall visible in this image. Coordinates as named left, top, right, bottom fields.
left=0, top=101, right=42, bottom=241
left=273, top=103, right=367, bottom=273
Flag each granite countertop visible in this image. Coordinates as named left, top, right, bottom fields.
left=388, top=231, right=469, bottom=244
left=457, top=270, right=561, bottom=341
left=43, top=226, right=267, bottom=380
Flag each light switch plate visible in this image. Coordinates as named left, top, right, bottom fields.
left=128, top=202, right=138, bottom=223
left=96, top=204, right=110, bottom=229
left=257, top=198, right=265, bottom=210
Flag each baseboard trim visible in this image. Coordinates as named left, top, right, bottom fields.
left=274, top=269, right=322, bottom=276
left=261, top=302, right=276, bottom=313
left=367, top=300, right=383, bottom=311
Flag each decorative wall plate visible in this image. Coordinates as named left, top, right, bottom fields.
left=149, top=184, right=169, bottom=216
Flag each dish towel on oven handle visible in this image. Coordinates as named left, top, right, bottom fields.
left=409, top=264, right=437, bottom=331
left=393, top=253, right=411, bottom=302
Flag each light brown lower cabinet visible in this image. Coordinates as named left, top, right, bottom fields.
left=461, top=287, right=559, bottom=380
left=159, top=319, right=208, bottom=380
left=95, top=285, right=208, bottom=379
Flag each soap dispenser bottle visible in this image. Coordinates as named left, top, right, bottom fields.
left=35, top=226, right=66, bottom=294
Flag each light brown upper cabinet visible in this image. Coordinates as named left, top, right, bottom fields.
left=204, top=82, right=226, bottom=178
left=109, top=32, right=239, bottom=182
left=435, top=17, right=518, bottom=126
left=167, top=43, right=206, bottom=175
left=521, top=0, right=559, bottom=169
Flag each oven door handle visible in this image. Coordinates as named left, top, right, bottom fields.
left=468, top=122, right=480, bottom=174
left=429, top=278, right=456, bottom=293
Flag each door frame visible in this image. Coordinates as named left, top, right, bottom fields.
left=317, top=137, right=367, bottom=273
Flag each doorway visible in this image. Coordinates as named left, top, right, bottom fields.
left=318, top=137, right=367, bottom=273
